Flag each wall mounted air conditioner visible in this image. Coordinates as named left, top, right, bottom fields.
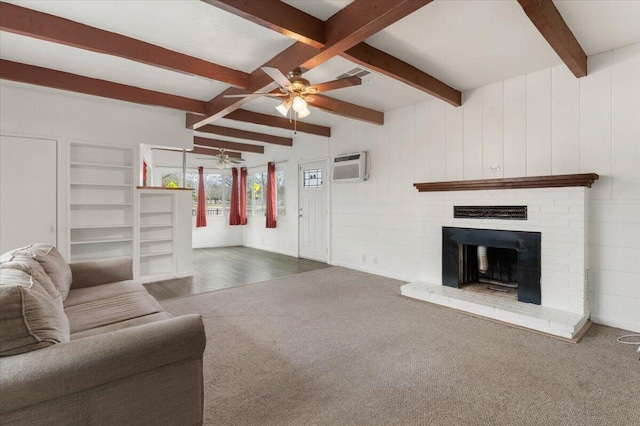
left=331, top=151, right=369, bottom=182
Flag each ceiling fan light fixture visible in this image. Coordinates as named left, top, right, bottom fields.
left=297, top=107, right=311, bottom=119
left=292, top=95, right=307, bottom=113
left=276, top=99, right=291, bottom=117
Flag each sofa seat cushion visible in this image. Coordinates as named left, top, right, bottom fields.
left=65, top=290, right=165, bottom=334
left=0, top=269, right=70, bottom=356
left=71, top=311, right=173, bottom=340
left=64, top=280, right=142, bottom=308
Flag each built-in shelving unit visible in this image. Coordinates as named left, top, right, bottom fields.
left=138, top=190, right=175, bottom=282
left=68, top=142, right=135, bottom=262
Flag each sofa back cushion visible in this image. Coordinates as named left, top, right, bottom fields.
left=0, top=269, right=70, bottom=356
left=8, top=244, right=72, bottom=300
left=0, top=253, right=63, bottom=310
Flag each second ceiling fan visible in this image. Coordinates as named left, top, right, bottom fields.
left=224, top=66, right=362, bottom=119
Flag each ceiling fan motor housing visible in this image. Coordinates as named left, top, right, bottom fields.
left=287, top=68, right=310, bottom=91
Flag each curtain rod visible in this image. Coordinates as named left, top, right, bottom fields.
left=245, top=160, right=287, bottom=170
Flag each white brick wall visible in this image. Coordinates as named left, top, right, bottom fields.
left=421, top=187, right=589, bottom=315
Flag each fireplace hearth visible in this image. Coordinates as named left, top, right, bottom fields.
left=442, top=227, right=541, bottom=305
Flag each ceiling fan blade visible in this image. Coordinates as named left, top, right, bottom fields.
left=229, top=158, right=245, bottom=163
left=305, top=76, right=361, bottom=94
left=260, top=66, right=291, bottom=89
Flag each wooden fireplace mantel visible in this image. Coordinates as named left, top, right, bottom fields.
left=413, top=173, right=599, bottom=192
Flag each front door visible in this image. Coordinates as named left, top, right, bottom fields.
left=298, top=160, right=328, bottom=262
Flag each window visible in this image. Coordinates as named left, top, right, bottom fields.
left=249, top=168, right=285, bottom=217
left=252, top=172, right=265, bottom=217
left=161, top=167, right=285, bottom=221
left=245, top=174, right=253, bottom=217
left=303, top=168, right=323, bottom=188
left=276, top=170, right=285, bottom=216
left=161, top=171, right=227, bottom=218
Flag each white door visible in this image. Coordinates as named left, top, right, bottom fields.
left=298, top=160, right=328, bottom=262
left=0, top=136, right=57, bottom=252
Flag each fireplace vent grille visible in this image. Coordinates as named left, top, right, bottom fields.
left=454, top=205, right=527, bottom=220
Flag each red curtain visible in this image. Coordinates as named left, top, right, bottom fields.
left=229, top=167, right=241, bottom=225
left=266, top=162, right=277, bottom=228
left=196, top=166, right=207, bottom=228
left=239, top=167, right=248, bottom=225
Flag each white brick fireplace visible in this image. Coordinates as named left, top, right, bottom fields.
left=402, top=183, right=592, bottom=340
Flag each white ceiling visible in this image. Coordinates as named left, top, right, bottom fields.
left=2, top=0, right=640, bottom=138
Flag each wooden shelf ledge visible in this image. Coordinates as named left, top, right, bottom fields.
left=137, top=186, right=193, bottom=191
left=413, top=173, right=599, bottom=192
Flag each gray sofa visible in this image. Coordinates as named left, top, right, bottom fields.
left=0, top=244, right=206, bottom=425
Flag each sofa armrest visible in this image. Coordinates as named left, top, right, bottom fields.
left=0, top=314, right=206, bottom=414
left=69, top=256, right=133, bottom=289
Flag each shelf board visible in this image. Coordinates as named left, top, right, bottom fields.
left=138, top=186, right=193, bottom=191
left=413, top=173, right=599, bottom=192
left=70, top=182, right=134, bottom=188
left=140, top=238, right=174, bottom=243
left=70, top=254, right=132, bottom=262
left=140, top=251, right=174, bottom=258
left=70, top=141, right=133, bottom=151
left=71, top=238, right=133, bottom=245
left=70, top=161, right=133, bottom=169
left=70, top=203, right=133, bottom=206
left=139, top=224, right=173, bottom=229
left=70, top=224, right=133, bottom=229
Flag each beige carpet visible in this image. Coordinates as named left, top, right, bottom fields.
left=161, top=267, right=640, bottom=426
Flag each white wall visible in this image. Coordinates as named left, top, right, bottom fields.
left=329, top=42, right=640, bottom=333
left=0, top=81, right=192, bottom=148
left=242, top=134, right=330, bottom=257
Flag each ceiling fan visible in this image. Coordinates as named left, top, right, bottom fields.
left=224, top=67, right=362, bottom=119
left=199, top=148, right=245, bottom=169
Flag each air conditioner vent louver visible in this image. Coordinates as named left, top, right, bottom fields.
left=454, top=206, right=527, bottom=220
left=336, top=67, right=372, bottom=80
left=332, top=151, right=369, bottom=182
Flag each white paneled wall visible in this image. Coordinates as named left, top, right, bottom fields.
left=329, top=42, right=640, bottom=333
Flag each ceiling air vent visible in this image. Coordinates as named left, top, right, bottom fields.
left=454, top=206, right=527, bottom=220
left=336, top=67, right=374, bottom=82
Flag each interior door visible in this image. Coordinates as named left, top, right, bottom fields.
left=298, top=160, right=328, bottom=262
left=0, top=135, right=57, bottom=252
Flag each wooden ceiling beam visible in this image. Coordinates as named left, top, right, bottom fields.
left=221, top=110, right=332, bottom=138
left=342, top=43, right=462, bottom=107
left=195, top=0, right=433, bottom=128
left=308, top=95, right=384, bottom=126
left=190, top=147, right=242, bottom=158
left=204, top=0, right=459, bottom=107
left=0, top=60, right=208, bottom=114
left=187, top=114, right=293, bottom=146
left=194, top=136, right=264, bottom=153
left=154, top=147, right=243, bottom=159
left=517, top=0, right=587, bottom=78
left=303, top=0, right=433, bottom=69
left=202, top=0, right=324, bottom=48
left=0, top=2, right=249, bottom=87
